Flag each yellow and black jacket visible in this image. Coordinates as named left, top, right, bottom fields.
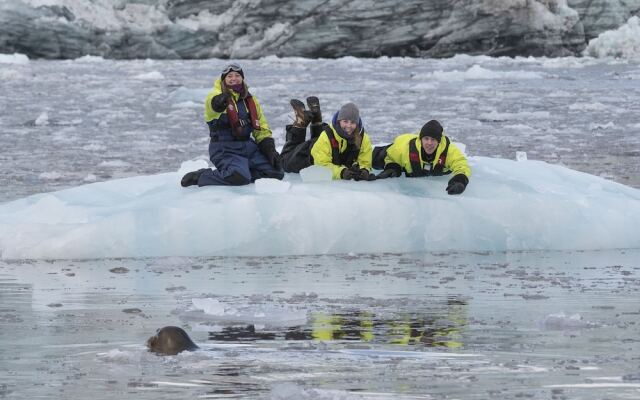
left=204, top=78, right=272, bottom=144
left=310, top=123, right=373, bottom=180
left=383, top=133, right=470, bottom=180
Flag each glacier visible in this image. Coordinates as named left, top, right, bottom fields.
left=1, top=0, right=640, bottom=59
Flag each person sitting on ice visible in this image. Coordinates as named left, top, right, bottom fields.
left=280, top=98, right=374, bottom=181
left=372, top=120, right=471, bottom=195
left=181, top=63, right=284, bottom=187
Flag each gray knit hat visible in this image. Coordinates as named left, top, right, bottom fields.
left=337, top=103, right=360, bottom=122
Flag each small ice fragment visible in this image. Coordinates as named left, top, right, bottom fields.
left=516, top=151, right=527, bottom=161
left=300, top=165, right=333, bottom=182
left=539, top=312, right=596, bottom=329
left=192, top=298, right=226, bottom=316
left=134, top=71, right=164, bottom=80
left=255, top=178, right=291, bottom=194
left=35, top=112, right=49, bottom=126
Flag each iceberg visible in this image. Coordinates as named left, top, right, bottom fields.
left=584, top=16, right=640, bottom=59
left=1, top=155, right=639, bottom=260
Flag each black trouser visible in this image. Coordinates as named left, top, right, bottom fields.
left=372, top=144, right=391, bottom=170
left=281, top=123, right=325, bottom=173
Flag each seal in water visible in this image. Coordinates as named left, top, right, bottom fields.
left=146, top=326, right=199, bottom=355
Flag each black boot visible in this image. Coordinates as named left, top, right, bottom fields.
left=290, top=99, right=313, bottom=128
left=306, top=96, right=322, bottom=125
left=181, top=168, right=207, bottom=187
left=285, top=125, right=308, bottom=143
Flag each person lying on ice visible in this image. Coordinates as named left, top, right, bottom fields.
left=280, top=98, right=374, bottom=181
left=372, top=120, right=471, bottom=195
left=181, top=63, right=284, bottom=187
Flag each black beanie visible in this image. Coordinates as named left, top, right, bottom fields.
left=419, top=120, right=443, bottom=142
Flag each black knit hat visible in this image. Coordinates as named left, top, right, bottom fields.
left=419, top=120, right=443, bottom=142
left=221, top=63, right=244, bottom=80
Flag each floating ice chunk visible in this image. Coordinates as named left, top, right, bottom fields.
left=429, top=65, right=544, bottom=81
left=167, top=87, right=210, bottom=104
left=590, top=121, right=615, bottom=130
left=516, top=151, right=528, bottom=161
left=584, top=16, right=640, bottom=59
left=39, top=171, right=63, bottom=180
left=539, top=312, right=597, bottom=330
left=98, top=160, right=131, bottom=168
left=0, top=53, right=29, bottom=64
left=188, top=298, right=308, bottom=326
left=74, top=55, right=105, bottom=62
left=133, top=71, right=165, bottom=80
left=35, top=112, right=49, bottom=126
left=173, top=101, right=200, bottom=109
left=300, top=165, right=333, bottom=182
left=192, top=298, right=227, bottom=316
left=480, top=110, right=550, bottom=121
left=569, top=102, right=608, bottom=111
left=255, top=178, right=291, bottom=194
left=2, top=156, right=640, bottom=259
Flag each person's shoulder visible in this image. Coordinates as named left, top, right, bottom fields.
left=249, top=92, right=263, bottom=104
left=394, top=133, right=418, bottom=143
left=324, top=124, right=337, bottom=136
left=443, top=136, right=467, bottom=156
left=208, top=78, right=222, bottom=93
left=442, top=134, right=458, bottom=148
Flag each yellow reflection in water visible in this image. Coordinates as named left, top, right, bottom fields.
left=310, top=299, right=467, bottom=348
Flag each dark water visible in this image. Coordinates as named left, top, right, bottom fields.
left=1, top=250, right=639, bottom=399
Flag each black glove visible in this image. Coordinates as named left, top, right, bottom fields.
left=341, top=167, right=355, bottom=180
left=376, top=167, right=401, bottom=180
left=446, top=174, right=469, bottom=195
left=211, top=92, right=230, bottom=112
left=257, top=137, right=282, bottom=170
left=353, top=168, right=370, bottom=181
left=446, top=181, right=465, bottom=195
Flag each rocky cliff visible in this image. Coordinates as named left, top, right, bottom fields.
left=1, top=0, right=638, bottom=59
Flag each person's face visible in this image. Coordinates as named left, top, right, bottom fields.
left=224, top=71, right=243, bottom=86
left=421, top=136, right=439, bottom=155
left=339, top=119, right=357, bottom=135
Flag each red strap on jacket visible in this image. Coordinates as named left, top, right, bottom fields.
left=245, top=96, right=261, bottom=130
left=226, top=95, right=260, bottom=137
left=408, top=137, right=450, bottom=177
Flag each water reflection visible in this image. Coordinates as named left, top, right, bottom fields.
left=1, top=251, right=639, bottom=400
left=208, top=297, right=468, bottom=349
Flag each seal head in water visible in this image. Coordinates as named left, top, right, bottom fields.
left=146, top=326, right=199, bottom=355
